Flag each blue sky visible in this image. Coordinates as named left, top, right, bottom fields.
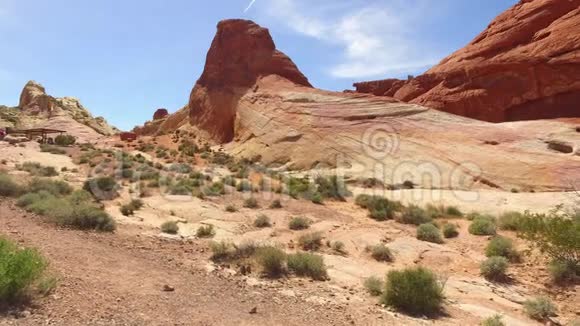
left=0, top=0, right=516, bottom=131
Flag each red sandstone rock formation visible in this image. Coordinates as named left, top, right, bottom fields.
left=153, top=108, right=169, bottom=120
left=188, top=19, right=312, bottom=143
left=354, top=0, right=580, bottom=122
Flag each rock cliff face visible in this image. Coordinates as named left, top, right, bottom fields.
left=188, top=19, right=312, bottom=143
left=16, top=81, right=118, bottom=135
left=354, top=0, right=580, bottom=122
left=153, top=109, right=169, bottom=120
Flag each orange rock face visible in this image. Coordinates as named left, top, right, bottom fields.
left=188, top=19, right=312, bottom=143
left=354, top=0, right=580, bottom=122
left=153, top=108, right=169, bottom=120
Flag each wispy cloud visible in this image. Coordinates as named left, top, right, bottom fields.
left=244, top=0, right=257, bottom=13
left=256, top=0, right=443, bottom=79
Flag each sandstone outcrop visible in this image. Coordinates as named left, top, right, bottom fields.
left=354, top=0, right=580, bottom=122
left=153, top=108, right=169, bottom=120
left=15, top=81, right=118, bottom=136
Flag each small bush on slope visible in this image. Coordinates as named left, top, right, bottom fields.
left=523, top=297, right=556, bottom=321
left=287, top=252, right=327, bottom=280
left=381, top=267, right=444, bottom=315
left=469, top=216, right=497, bottom=236
left=485, top=236, right=520, bottom=262
left=363, top=276, right=383, bottom=296
left=417, top=224, right=443, bottom=244
left=0, top=173, right=23, bottom=197
left=161, top=221, right=179, bottom=234
left=480, top=256, right=508, bottom=281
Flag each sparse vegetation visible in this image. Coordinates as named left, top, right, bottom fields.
left=298, top=232, right=323, bottom=251
left=161, top=221, right=179, bottom=234
left=523, top=296, right=556, bottom=321
left=355, top=195, right=400, bottom=221
left=225, top=204, right=238, bottom=212
left=442, top=223, right=459, bottom=238
left=370, top=244, right=394, bottom=262
left=0, top=173, right=23, bottom=197
left=243, top=197, right=259, bottom=209
left=0, top=237, right=48, bottom=303
left=289, top=217, right=310, bottom=230
left=445, top=206, right=463, bottom=217
left=287, top=252, right=327, bottom=280
left=469, top=216, right=497, bottom=236
left=16, top=162, right=58, bottom=177
left=417, top=223, right=443, bottom=244
left=40, top=144, right=67, bottom=155
left=257, top=246, right=286, bottom=277
left=397, top=205, right=432, bottom=225
left=54, top=134, right=76, bottom=146
left=331, top=241, right=346, bottom=254
left=480, top=256, right=508, bottom=281
left=83, top=176, right=118, bottom=200
left=481, top=314, right=505, bottom=326
left=254, top=214, right=271, bottom=228
left=381, top=267, right=444, bottom=315
left=548, top=259, right=578, bottom=284
left=269, top=199, right=282, bottom=209
left=497, top=211, right=523, bottom=231
left=485, top=236, right=520, bottom=262
left=196, top=224, right=215, bottom=238
left=363, top=276, right=383, bottom=296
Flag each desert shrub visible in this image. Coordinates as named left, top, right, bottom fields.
left=168, top=163, right=192, bottom=174
left=254, top=214, right=271, bottom=228
left=371, top=244, right=394, bottom=262
left=480, top=256, right=508, bottom=281
left=58, top=203, right=116, bottom=232
left=83, top=177, right=117, bottom=200
left=469, top=216, right=497, bottom=236
left=425, top=204, right=446, bottom=219
left=398, top=205, right=432, bottom=225
left=54, top=134, right=76, bottom=146
left=29, top=178, right=73, bottom=196
left=381, top=267, right=444, bottom=315
left=315, top=175, right=349, bottom=201
left=120, top=204, right=135, bottom=216
left=0, top=174, right=23, bottom=197
left=243, top=197, right=259, bottom=209
left=289, top=217, right=310, bottom=230
left=355, top=194, right=373, bottom=208
left=204, top=182, right=225, bottom=196
left=257, top=246, right=286, bottom=277
left=332, top=241, right=346, bottom=254
left=497, top=211, right=523, bottom=231
left=548, top=259, right=579, bottom=284
left=287, top=252, right=327, bottom=280
left=445, top=206, right=463, bottom=217
left=286, top=177, right=311, bottom=199
left=523, top=297, right=556, bottom=321
left=16, top=162, right=58, bottom=177
left=0, top=237, right=47, bottom=303
left=481, top=314, right=505, bottom=326
left=225, top=204, right=238, bottom=212
left=209, top=241, right=234, bottom=261
left=516, top=209, right=579, bottom=270
left=236, top=180, right=252, bottom=192
left=310, top=192, right=323, bottom=204
left=417, top=223, right=443, bottom=244
left=442, top=223, right=459, bottom=238
left=269, top=199, right=282, bottom=209
left=485, top=236, right=520, bottom=262
left=39, top=144, right=66, bottom=155
left=298, top=232, right=323, bottom=251
left=363, top=276, right=383, bottom=296
left=161, top=221, right=179, bottom=234
left=196, top=224, right=215, bottom=238
left=221, top=176, right=236, bottom=187
left=357, top=196, right=401, bottom=221
left=361, top=178, right=383, bottom=189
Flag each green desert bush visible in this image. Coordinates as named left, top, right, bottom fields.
left=370, top=244, right=394, bottom=262
left=225, top=204, right=238, bottom=212
left=287, top=252, right=327, bottom=280
left=16, top=162, right=58, bottom=177
left=269, top=199, right=283, bottom=209
left=0, top=237, right=47, bottom=303
left=83, top=176, right=118, bottom=200
left=480, top=256, right=508, bottom=281
left=469, top=216, right=497, bottom=236
left=417, top=223, right=443, bottom=244
left=331, top=241, right=346, bottom=254
left=29, top=178, right=73, bottom=196
left=161, top=221, right=179, bottom=234
left=54, top=134, right=76, bottom=146
left=310, top=192, right=323, bottom=204
left=257, top=246, right=286, bottom=277
left=298, top=232, right=323, bottom=251
left=236, top=180, right=252, bottom=192
left=196, top=224, right=215, bottom=238
left=314, top=175, right=350, bottom=201
left=381, top=267, right=444, bottom=315
left=523, top=296, right=556, bottom=321
left=39, top=144, right=66, bottom=155
left=425, top=204, right=446, bottom=219
left=363, top=276, right=383, bottom=296
left=481, top=314, right=505, bottom=326
left=243, top=197, right=259, bottom=209
left=485, top=236, right=520, bottom=262
left=289, top=217, right=310, bottom=230
left=398, top=205, right=432, bottom=225
left=204, top=181, right=226, bottom=196
left=497, top=211, right=523, bottom=231
left=0, top=173, right=23, bottom=197
left=442, top=223, right=459, bottom=238
left=445, top=206, right=463, bottom=217
left=120, top=204, right=135, bottom=216
left=516, top=208, right=579, bottom=271
left=548, top=259, right=579, bottom=284
left=209, top=241, right=235, bottom=261
left=254, top=214, right=272, bottom=228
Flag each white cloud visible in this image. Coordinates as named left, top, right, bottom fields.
left=256, top=0, right=443, bottom=79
